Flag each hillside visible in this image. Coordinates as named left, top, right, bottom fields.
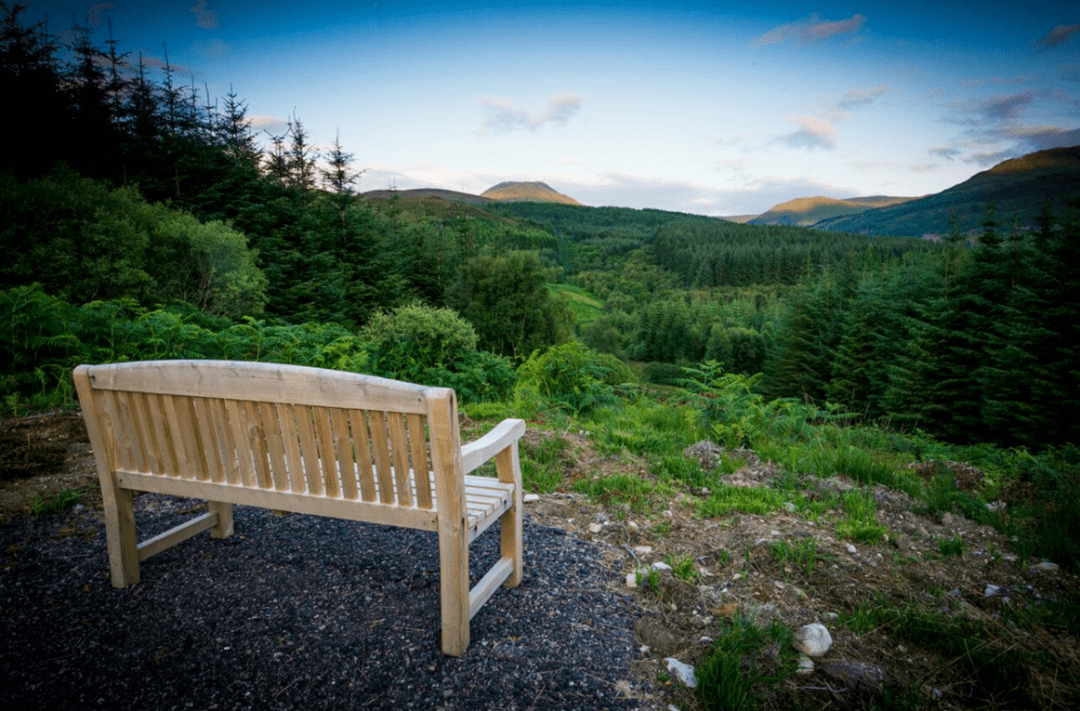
left=749, top=195, right=917, bottom=227
left=480, top=181, right=584, bottom=205
left=815, top=145, right=1080, bottom=237
left=361, top=187, right=493, bottom=205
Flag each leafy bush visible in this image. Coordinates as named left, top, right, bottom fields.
left=515, top=341, right=633, bottom=415
left=360, top=302, right=514, bottom=401
left=679, top=361, right=767, bottom=447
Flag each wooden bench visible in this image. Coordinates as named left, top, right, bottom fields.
left=73, top=359, right=525, bottom=656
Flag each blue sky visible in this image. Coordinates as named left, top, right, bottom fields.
left=26, top=1, right=1080, bottom=215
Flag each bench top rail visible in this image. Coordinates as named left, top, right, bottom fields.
left=76, top=360, right=443, bottom=414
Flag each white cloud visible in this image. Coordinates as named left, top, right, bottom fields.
left=1005, top=124, right=1080, bottom=151
left=557, top=156, right=586, bottom=165
left=477, top=92, right=583, bottom=135
left=87, top=4, right=116, bottom=26
left=753, top=13, right=866, bottom=47
left=1035, top=23, right=1080, bottom=51
left=191, top=1, right=219, bottom=30
left=836, top=86, right=888, bottom=111
left=249, top=115, right=289, bottom=132
left=778, top=116, right=837, bottom=150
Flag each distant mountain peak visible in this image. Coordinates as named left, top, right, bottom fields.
left=480, top=181, right=583, bottom=205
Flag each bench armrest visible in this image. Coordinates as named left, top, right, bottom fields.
left=460, top=418, right=526, bottom=475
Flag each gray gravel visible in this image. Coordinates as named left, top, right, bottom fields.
left=1, top=494, right=647, bottom=710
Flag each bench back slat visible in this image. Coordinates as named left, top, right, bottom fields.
left=330, top=408, right=357, bottom=500
left=407, top=413, right=433, bottom=509
left=388, top=413, right=412, bottom=506
left=349, top=408, right=377, bottom=501
left=367, top=411, right=395, bottom=504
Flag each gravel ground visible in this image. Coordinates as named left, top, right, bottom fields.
left=1, top=494, right=650, bottom=710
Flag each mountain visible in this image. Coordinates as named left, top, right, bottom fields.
left=362, top=188, right=493, bottom=205
left=480, top=181, right=583, bottom=205
left=748, top=195, right=918, bottom=227
left=814, top=146, right=1080, bottom=237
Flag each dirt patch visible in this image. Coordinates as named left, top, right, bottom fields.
left=0, top=412, right=98, bottom=518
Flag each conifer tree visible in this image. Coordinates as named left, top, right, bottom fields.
left=286, top=114, right=317, bottom=192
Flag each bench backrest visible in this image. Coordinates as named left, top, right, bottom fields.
left=73, top=360, right=464, bottom=511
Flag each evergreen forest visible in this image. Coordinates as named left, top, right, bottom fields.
left=4, top=4, right=1080, bottom=705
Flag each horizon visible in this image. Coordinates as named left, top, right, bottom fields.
left=22, top=1, right=1080, bottom=216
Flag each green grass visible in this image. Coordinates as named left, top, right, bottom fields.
left=519, top=436, right=573, bottom=493
left=31, top=489, right=83, bottom=518
left=548, top=283, right=603, bottom=327
left=695, top=614, right=797, bottom=711
left=937, top=534, right=965, bottom=557
left=839, top=598, right=1039, bottom=708
left=699, top=486, right=787, bottom=517
left=769, top=537, right=819, bottom=577
left=836, top=489, right=888, bottom=543
left=574, top=473, right=663, bottom=512
left=666, top=553, right=699, bottom=582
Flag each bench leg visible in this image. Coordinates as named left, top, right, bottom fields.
left=496, top=444, right=523, bottom=588
left=103, top=486, right=140, bottom=588
left=438, top=518, right=470, bottom=656
left=208, top=501, right=234, bottom=538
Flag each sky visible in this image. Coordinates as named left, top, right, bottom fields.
left=24, top=1, right=1080, bottom=216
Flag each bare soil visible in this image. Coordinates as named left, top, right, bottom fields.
left=2, top=413, right=1079, bottom=710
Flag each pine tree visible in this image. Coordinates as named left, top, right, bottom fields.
left=286, top=114, right=317, bottom=192
left=0, top=1, right=68, bottom=174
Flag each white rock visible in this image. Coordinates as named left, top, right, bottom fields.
left=523, top=493, right=540, bottom=503
left=985, top=584, right=1001, bottom=596
left=664, top=658, right=698, bottom=689
left=588, top=523, right=603, bottom=534
left=627, top=521, right=639, bottom=532
left=793, top=623, right=833, bottom=657
left=1035, top=561, right=1060, bottom=572
left=634, top=545, right=654, bottom=556
left=651, top=562, right=673, bottom=572
left=796, top=654, right=815, bottom=675
left=626, top=573, right=638, bottom=588
left=846, top=543, right=857, bottom=554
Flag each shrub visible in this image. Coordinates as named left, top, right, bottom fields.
left=515, top=341, right=633, bottom=414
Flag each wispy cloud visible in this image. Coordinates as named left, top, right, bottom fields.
left=951, top=90, right=1044, bottom=124
left=191, top=1, right=219, bottom=31
left=88, top=4, right=115, bottom=26
left=1005, top=124, right=1080, bottom=151
left=139, top=55, right=194, bottom=76
left=978, top=90, right=1042, bottom=120
left=960, top=75, right=1037, bottom=88
left=836, top=85, right=888, bottom=111
left=929, top=146, right=962, bottom=160
left=753, top=13, right=866, bottom=47
left=477, top=92, right=582, bottom=135
left=249, top=115, right=289, bottom=132
left=778, top=116, right=837, bottom=150
left=1034, top=23, right=1080, bottom=51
